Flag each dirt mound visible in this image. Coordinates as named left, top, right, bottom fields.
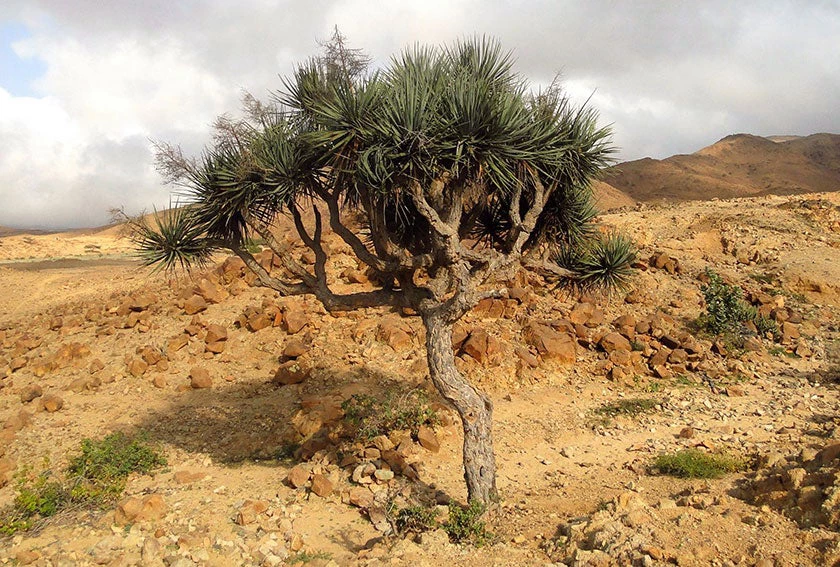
left=607, top=133, right=840, bottom=203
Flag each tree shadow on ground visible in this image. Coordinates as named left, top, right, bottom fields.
left=134, top=363, right=432, bottom=464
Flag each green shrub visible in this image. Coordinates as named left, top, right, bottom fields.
left=396, top=505, right=438, bottom=534
left=341, top=389, right=437, bottom=440
left=287, top=551, right=333, bottom=564
left=653, top=449, right=745, bottom=479
left=0, top=432, right=166, bottom=535
left=699, top=269, right=778, bottom=341
left=595, top=398, right=659, bottom=419
left=444, top=501, right=493, bottom=546
left=14, top=472, right=68, bottom=518
left=67, top=432, right=166, bottom=499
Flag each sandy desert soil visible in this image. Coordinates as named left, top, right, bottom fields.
left=2, top=192, right=840, bottom=566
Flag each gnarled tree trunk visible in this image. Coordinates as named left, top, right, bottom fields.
left=423, top=309, right=497, bottom=504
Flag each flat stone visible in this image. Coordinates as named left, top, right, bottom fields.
left=417, top=425, right=440, bottom=453
left=310, top=474, right=334, bottom=497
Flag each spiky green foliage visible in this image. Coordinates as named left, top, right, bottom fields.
left=555, top=232, right=636, bottom=291
left=128, top=204, right=216, bottom=271
left=138, top=35, right=627, bottom=287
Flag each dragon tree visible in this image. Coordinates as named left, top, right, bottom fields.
left=132, top=34, right=634, bottom=505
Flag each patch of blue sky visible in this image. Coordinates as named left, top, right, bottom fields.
left=0, top=22, right=47, bottom=97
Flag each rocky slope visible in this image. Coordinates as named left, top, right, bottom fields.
left=0, top=192, right=840, bottom=565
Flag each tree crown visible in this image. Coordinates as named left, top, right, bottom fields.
left=135, top=35, right=633, bottom=316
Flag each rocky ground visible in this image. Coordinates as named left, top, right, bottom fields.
left=1, top=192, right=840, bottom=566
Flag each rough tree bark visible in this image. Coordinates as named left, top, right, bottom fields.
left=423, top=308, right=497, bottom=504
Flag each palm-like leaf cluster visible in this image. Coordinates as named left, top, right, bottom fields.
left=138, top=35, right=632, bottom=293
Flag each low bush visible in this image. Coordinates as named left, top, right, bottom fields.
left=444, top=500, right=493, bottom=546
left=341, top=388, right=438, bottom=441
left=699, top=269, right=778, bottom=343
left=0, top=432, right=166, bottom=535
left=653, top=449, right=745, bottom=479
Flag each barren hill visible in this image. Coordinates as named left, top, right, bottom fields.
left=606, top=133, right=840, bottom=202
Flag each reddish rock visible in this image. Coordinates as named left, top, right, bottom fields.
left=451, top=324, right=469, bottom=350
left=523, top=323, right=576, bottom=363
left=417, top=425, right=441, bottom=453
left=283, top=309, right=310, bottom=335
left=205, top=341, right=226, bottom=354
left=287, top=464, right=311, bottom=488
left=569, top=302, right=595, bottom=325
left=462, top=330, right=501, bottom=364
left=41, top=394, right=64, bottom=413
left=283, top=338, right=309, bottom=358
left=19, top=384, right=43, bottom=403
left=247, top=313, right=272, bottom=332
left=310, top=474, right=334, bottom=497
left=204, top=324, right=228, bottom=344
left=600, top=332, right=631, bottom=353
left=183, top=295, right=208, bottom=315
left=377, top=319, right=413, bottom=351
left=127, top=358, right=148, bottom=377
left=189, top=367, right=212, bottom=389
left=348, top=486, right=374, bottom=509
left=167, top=334, right=189, bottom=356
left=195, top=278, right=228, bottom=304
left=129, top=293, right=157, bottom=312
left=273, top=360, right=310, bottom=386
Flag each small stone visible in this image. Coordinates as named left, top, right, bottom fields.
left=348, top=486, right=374, bottom=508
left=114, top=494, right=167, bottom=525
left=283, top=309, right=309, bottom=334
left=184, top=295, right=208, bottom=315
left=287, top=464, right=311, bottom=488
left=283, top=338, right=309, bottom=358
left=41, top=394, right=64, bottom=412
left=600, top=332, right=631, bottom=353
left=247, top=313, right=272, bottom=332
left=417, top=426, right=440, bottom=453
left=204, top=324, right=228, bottom=344
left=190, top=367, right=212, bottom=389
left=127, top=357, right=148, bottom=377
left=19, top=384, right=43, bottom=403
left=310, top=474, right=334, bottom=497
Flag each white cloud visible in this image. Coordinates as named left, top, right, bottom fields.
left=0, top=0, right=838, bottom=228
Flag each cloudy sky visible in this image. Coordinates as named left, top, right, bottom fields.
left=1, top=1, right=838, bottom=229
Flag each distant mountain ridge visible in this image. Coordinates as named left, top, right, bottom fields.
left=599, top=132, right=840, bottom=204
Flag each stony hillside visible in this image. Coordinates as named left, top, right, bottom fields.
left=1, top=192, right=840, bottom=565
left=604, top=133, right=840, bottom=203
